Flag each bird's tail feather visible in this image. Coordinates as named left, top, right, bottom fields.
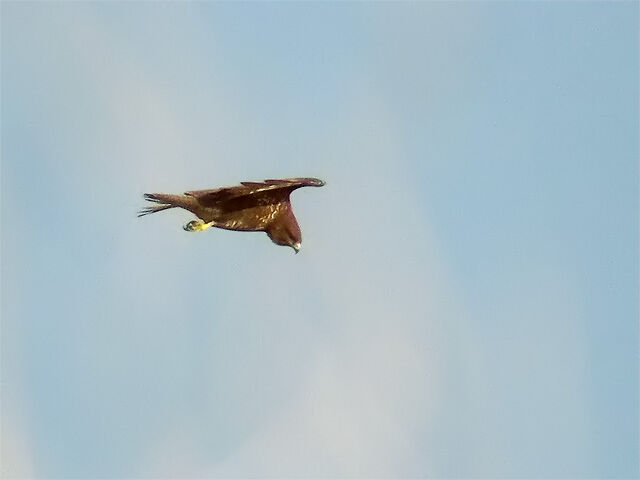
left=138, top=193, right=182, bottom=217
left=143, top=193, right=172, bottom=204
left=137, top=203, right=174, bottom=217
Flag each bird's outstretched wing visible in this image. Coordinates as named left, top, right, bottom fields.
left=185, top=177, right=325, bottom=208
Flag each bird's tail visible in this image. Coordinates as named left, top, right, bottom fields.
left=137, top=193, right=180, bottom=217
left=137, top=204, right=173, bottom=217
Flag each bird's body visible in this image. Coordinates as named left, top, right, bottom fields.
left=138, top=177, right=325, bottom=252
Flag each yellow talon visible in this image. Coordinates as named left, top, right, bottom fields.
left=183, top=220, right=214, bottom=232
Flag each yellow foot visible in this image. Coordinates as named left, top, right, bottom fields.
left=183, top=220, right=214, bottom=232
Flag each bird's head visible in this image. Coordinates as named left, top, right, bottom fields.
left=267, top=219, right=302, bottom=254
left=274, top=234, right=302, bottom=254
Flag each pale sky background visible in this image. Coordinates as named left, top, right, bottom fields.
left=1, top=1, right=638, bottom=478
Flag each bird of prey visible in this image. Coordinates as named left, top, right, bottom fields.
left=138, top=177, right=325, bottom=253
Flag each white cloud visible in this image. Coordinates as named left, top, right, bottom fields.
left=196, top=84, right=451, bottom=477
left=1, top=409, right=35, bottom=479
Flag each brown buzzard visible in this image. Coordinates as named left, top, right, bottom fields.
left=138, top=177, right=325, bottom=252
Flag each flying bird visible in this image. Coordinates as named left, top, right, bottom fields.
left=138, top=177, right=325, bottom=253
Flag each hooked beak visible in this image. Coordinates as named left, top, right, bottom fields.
left=292, top=242, right=302, bottom=254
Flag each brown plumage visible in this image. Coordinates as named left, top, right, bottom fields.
left=138, top=177, right=325, bottom=252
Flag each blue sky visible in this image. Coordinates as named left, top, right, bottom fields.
left=1, top=2, right=637, bottom=478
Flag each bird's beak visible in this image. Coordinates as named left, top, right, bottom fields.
left=293, top=242, right=301, bottom=254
